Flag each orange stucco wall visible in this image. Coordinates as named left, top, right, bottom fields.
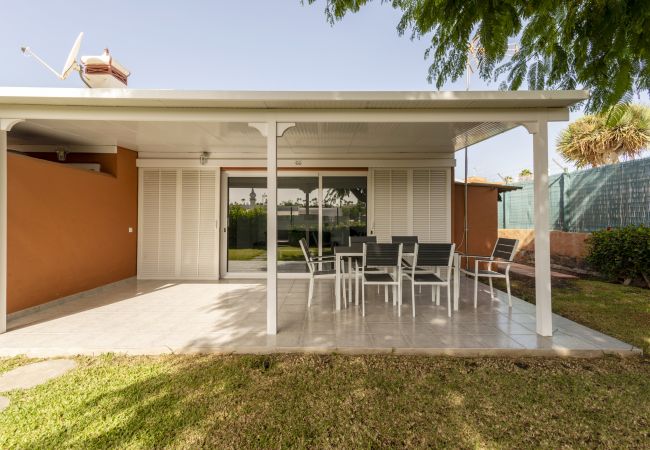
left=7, top=148, right=138, bottom=313
left=453, top=183, right=500, bottom=256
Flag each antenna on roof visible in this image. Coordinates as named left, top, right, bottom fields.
left=21, top=32, right=84, bottom=80
left=552, top=158, right=570, bottom=173
left=21, top=32, right=130, bottom=88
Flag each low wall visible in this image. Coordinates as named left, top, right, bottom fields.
left=498, top=228, right=591, bottom=270
left=7, top=148, right=138, bottom=313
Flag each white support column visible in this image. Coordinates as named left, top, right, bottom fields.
left=530, top=119, right=553, bottom=336
left=249, top=121, right=295, bottom=335
left=266, top=122, right=278, bottom=335
left=0, top=119, right=24, bottom=334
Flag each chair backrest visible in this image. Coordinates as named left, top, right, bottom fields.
left=413, top=243, right=455, bottom=269
left=391, top=236, right=418, bottom=244
left=491, top=238, right=518, bottom=261
left=298, top=238, right=315, bottom=273
left=349, top=235, right=377, bottom=245
left=391, top=236, right=417, bottom=253
left=363, top=243, right=402, bottom=268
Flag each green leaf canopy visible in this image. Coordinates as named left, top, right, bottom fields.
left=306, top=0, right=650, bottom=112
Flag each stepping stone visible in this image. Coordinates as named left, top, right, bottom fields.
left=0, top=396, right=8, bottom=412
left=0, top=359, right=76, bottom=392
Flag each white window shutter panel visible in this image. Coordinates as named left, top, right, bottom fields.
left=180, top=169, right=200, bottom=277
left=371, top=168, right=409, bottom=242
left=140, top=169, right=178, bottom=278
left=390, top=169, right=409, bottom=237
left=412, top=169, right=431, bottom=241
left=372, top=167, right=451, bottom=244
left=197, top=170, right=218, bottom=277
left=140, top=168, right=218, bottom=279
left=372, top=169, right=392, bottom=242
left=428, top=168, right=450, bottom=242
left=180, top=169, right=218, bottom=278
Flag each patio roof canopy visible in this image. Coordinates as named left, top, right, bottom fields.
left=0, top=88, right=588, bottom=161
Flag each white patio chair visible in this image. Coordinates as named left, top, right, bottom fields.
left=349, top=235, right=378, bottom=305
left=299, top=238, right=341, bottom=307
left=459, top=238, right=519, bottom=308
left=402, top=243, right=455, bottom=317
left=361, top=243, right=403, bottom=317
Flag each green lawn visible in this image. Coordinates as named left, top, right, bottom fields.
left=0, top=354, right=648, bottom=448
left=227, top=249, right=266, bottom=261
left=227, top=247, right=304, bottom=261
left=492, top=277, right=650, bottom=354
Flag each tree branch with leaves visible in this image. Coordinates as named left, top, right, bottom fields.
left=306, top=0, right=650, bottom=112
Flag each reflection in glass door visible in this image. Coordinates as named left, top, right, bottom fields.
left=224, top=172, right=367, bottom=275
left=227, top=177, right=268, bottom=273
left=322, top=176, right=368, bottom=256
left=278, top=177, right=319, bottom=272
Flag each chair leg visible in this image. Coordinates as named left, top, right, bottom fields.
left=385, top=286, right=388, bottom=303
left=392, top=285, right=397, bottom=306
left=355, top=271, right=359, bottom=306
left=308, top=278, right=314, bottom=308
left=411, top=282, right=416, bottom=317
left=418, top=285, right=422, bottom=294
left=436, top=286, right=440, bottom=306
left=506, top=274, right=512, bottom=307
left=489, top=277, right=494, bottom=300
left=348, top=258, right=352, bottom=301
left=474, top=276, right=478, bottom=309
left=447, top=283, right=451, bottom=317
left=431, top=285, right=435, bottom=303
left=362, top=281, right=366, bottom=317
left=396, top=284, right=401, bottom=317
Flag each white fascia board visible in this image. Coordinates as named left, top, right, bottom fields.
left=0, top=87, right=589, bottom=107
left=0, top=105, right=570, bottom=123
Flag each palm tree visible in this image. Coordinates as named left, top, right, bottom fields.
left=518, top=169, right=533, bottom=181
left=557, top=103, right=650, bottom=169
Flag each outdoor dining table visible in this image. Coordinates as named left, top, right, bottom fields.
left=333, top=244, right=461, bottom=312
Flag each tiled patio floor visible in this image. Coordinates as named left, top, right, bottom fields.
left=1, top=277, right=639, bottom=357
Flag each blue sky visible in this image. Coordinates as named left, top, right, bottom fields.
left=1, top=0, right=637, bottom=180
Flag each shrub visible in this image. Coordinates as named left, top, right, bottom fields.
left=586, top=225, right=650, bottom=287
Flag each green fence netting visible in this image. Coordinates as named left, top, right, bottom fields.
left=498, top=157, right=650, bottom=232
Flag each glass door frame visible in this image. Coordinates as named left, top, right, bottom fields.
left=220, top=169, right=368, bottom=279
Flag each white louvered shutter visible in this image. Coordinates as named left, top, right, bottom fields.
left=412, top=168, right=450, bottom=242
left=371, top=169, right=409, bottom=242
left=140, top=168, right=218, bottom=279
left=180, top=169, right=218, bottom=278
left=371, top=168, right=450, bottom=243
left=140, top=169, right=178, bottom=278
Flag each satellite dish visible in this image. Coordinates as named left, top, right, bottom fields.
left=22, top=32, right=130, bottom=88
left=61, top=32, right=83, bottom=79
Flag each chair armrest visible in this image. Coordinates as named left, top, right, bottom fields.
left=485, top=259, right=514, bottom=266
left=310, top=255, right=336, bottom=261
left=459, top=254, right=492, bottom=260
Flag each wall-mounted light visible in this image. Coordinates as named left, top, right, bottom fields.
left=56, top=148, right=68, bottom=162
left=200, top=151, right=210, bottom=165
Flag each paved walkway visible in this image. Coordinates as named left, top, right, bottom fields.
left=509, top=263, right=578, bottom=280
left=0, top=278, right=639, bottom=357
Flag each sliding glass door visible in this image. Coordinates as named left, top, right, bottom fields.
left=223, top=171, right=367, bottom=276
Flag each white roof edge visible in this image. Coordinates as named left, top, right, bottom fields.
left=0, top=87, right=589, bottom=108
